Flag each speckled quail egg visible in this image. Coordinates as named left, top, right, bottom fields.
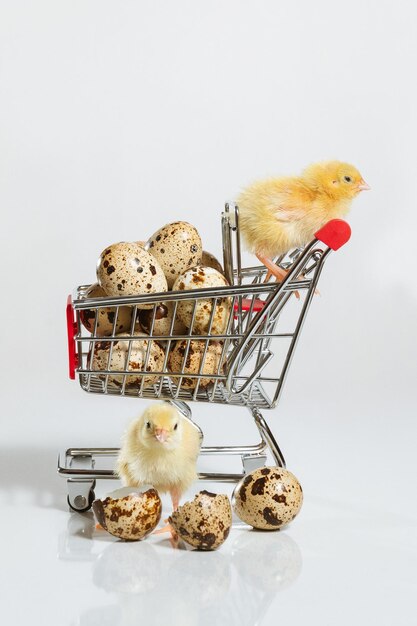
left=172, top=266, right=231, bottom=335
left=80, top=283, right=134, bottom=336
left=145, top=222, right=203, bottom=289
left=202, top=250, right=224, bottom=275
left=232, top=466, right=303, bottom=530
left=169, top=491, right=232, bottom=550
left=97, top=242, right=167, bottom=305
left=91, top=332, right=165, bottom=389
left=138, top=301, right=187, bottom=337
left=168, top=339, right=224, bottom=389
left=92, top=489, right=162, bottom=541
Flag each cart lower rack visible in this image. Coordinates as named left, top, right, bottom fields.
left=60, top=205, right=351, bottom=511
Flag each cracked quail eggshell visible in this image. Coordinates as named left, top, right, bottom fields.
left=146, top=222, right=203, bottom=289
left=91, top=332, right=165, bottom=389
left=232, top=467, right=303, bottom=530
left=169, top=491, right=232, bottom=550
left=97, top=242, right=167, bottom=306
left=92, top=489, right=162, bottom=541
left=172, top=266, right=231, bottom=335
left=80, top=283, right=134, bottom=336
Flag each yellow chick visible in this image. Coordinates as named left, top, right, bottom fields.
left=116, top=402, right=202, bottom=512
left=237, top=161, right=369, bottom=280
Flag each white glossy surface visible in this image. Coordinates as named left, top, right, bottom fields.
left=1, top=442, right=416, bottom=626
left=1, top=0, right=416, bottom=623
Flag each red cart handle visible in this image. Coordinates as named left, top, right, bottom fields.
left=66, top=295, right=78, bottom=379
left=314, top=219, right=351, bottom=250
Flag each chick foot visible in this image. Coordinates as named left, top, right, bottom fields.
left=256, top=254, right=301, bottom=300
left=153, top=520, right=179, bottom=547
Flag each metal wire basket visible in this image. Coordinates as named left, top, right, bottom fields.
left=61, top=205, right=351, bottom=511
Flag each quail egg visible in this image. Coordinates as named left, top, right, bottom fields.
left=202, top=250, right=224, bottom=275
left=146, top=222, right=203, bottom=289
left=97, top=242, right=167, bottom=305
left=91, top=332, right=165, bottom=389
left=138, top=301, right=187, bottom=337
left=172, top=266, right=231, bottom=335
left=232, top=466, right=303, bottom=530
left=168, top=339, right=224, bottom=389
left=80, top=283, right=134, bottom=336
left=169, top=491, right=232, bottom=550
left=92, top=489, right=162, bottom=541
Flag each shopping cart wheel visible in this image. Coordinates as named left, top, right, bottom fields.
left=67, top=480, right=96, bottom=513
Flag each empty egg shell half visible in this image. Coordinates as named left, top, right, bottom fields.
left=146, top=222, right=203, bottom=289
left=80, top=283, right=134, bottom=336
left=168, top=339, right=224, bottom=389
left=169, top=491, right=232, bottom=550
left=97, top=242, right=167, bottom=306
left=91, top=332, right=165, bottom=389
left=232, top=466, right=303, bottom=530
left=92, top=489, right=162, bottom=541
left=138, top=301, right=187, bottom=337
left=172, top=266, right=231, bottom=335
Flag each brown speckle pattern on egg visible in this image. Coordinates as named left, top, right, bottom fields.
left=232, top=467, right=303, bottom=530
left=91, top=332, right=165, bottom=389
left=146, top=222, right=203, bottom=289
left=201, top=250, right=224, bottom=275
left=138, top=301, right=187, bottom=337
left=97, top=242, right=167, bottom=305
left=172, top=266, right=231, bottom=335
left=80, top=283, right=133, bottom=336
left=168, top=339, right=224, bottom=389
left=169, top=491, right=232, bottom=550
left=92, top=489, right=162, bottom=541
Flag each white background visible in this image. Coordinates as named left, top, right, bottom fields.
left=0, top=1, right=416, bottom=625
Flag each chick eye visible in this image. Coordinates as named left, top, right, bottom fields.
left=174, top=423, right=178, bottom=430
left=344, top=176, right=352, bottom=183
left=146, top=421, right=151, bottom=429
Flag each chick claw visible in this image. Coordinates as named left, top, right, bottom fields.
left=256, top=254, right=301, bottom=300
left=153, top=520, right=179, bottom=548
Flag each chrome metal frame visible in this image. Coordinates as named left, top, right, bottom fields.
left=60, top=204, right=337, bottom=511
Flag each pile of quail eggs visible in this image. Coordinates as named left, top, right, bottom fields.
left=82, top=222, right=231, bottom=390
left=92, top=466, right=303, bottom=551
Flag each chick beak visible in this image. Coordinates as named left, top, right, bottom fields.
left=154, top=428, right=168, bottom=443
left=357, top=179, right=371, bottom=191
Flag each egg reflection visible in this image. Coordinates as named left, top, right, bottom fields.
left=92, top=541, right=161, bottom=594
left=231, top=530, right=302, bottom=592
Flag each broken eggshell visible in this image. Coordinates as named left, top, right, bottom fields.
left=169, top=490, right=232, bottom=550
left=232, top=466, right=303, bottom=530
left=92, top=489, right=162, bottom=541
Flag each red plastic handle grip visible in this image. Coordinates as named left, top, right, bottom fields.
left=314, top=219, right=351, bottom=251
left=66, top=295, right=78, bottom=380
left=233, top=298, right=265, bottom=313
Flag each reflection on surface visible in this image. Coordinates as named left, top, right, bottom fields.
left=231, top=530, right=303, bottom=592
left=58, top=512, right=112, bottom=561
left=64, top=519, right=302, bottom=626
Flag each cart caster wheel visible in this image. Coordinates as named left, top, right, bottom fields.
left=67, top=480, right=96, bottom=513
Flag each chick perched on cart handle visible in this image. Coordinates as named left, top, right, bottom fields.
left=116, top=402, right=202, bottom=519
left=237, top=160, right=370, bottom=282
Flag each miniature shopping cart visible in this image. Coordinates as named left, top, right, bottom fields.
left=59, top=205, right=351, bottom=512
